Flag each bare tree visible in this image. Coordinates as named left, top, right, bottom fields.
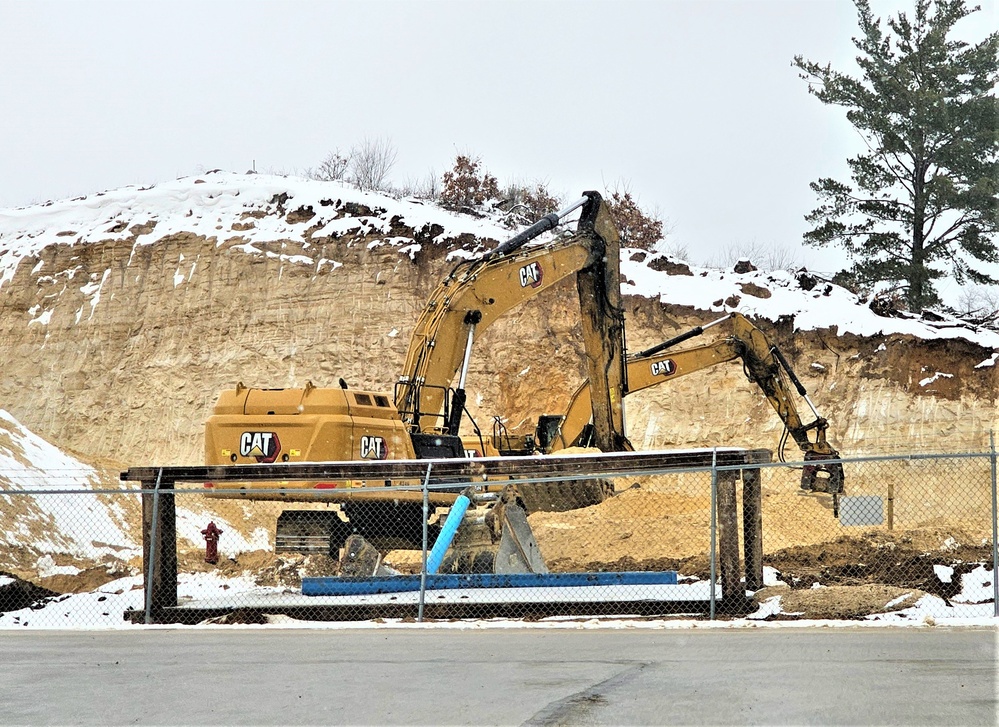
left=658, top=240, right=689, bottom=262
left=500, top=179, right=564, bottom=227
left=350, top=137, right=398, bottom=192
left=308, top=148, right=351, bottom=182
left=954, top=285, right=999, bottom=318
left=704, top=241, right=801, bottom=272
left=398, top=169, right=440, bottom=201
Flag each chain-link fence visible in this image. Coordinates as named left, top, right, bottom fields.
left=1, top=449, right=996, bottom=627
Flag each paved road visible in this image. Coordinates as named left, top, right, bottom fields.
left=0, top=626, right=994, bottom=725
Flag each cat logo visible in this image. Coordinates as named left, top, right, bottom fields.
left=519, top=261, right=543, bottom=288
left=650, top=359, right=677, bottom=377
left=360, top=435, right=388, bottom=460
left=239, top=431, right=280, bottom=463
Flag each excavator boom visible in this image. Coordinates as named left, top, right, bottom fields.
left=544, top=313, right=845, bottom=501
left=396, top=192, right=627, bottom=453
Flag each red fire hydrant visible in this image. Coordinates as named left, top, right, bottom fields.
left=202, top=521, right=223, bottom=564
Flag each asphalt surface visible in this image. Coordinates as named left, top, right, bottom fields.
left=0, top=626, right=995, bottom=725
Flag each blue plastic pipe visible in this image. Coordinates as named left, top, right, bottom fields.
left=426, top=493, right=471, bottom=574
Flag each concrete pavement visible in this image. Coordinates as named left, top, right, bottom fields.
left=0, top=626, right=995, bottom=725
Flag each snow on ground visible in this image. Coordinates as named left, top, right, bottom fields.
left=0, top=408, right=272, bottom=566
left=0, top=409, right=138, bottom=564
left=744, top=564, right=999, bottom=626
left=0, top=572, right=284, bottom=629
left=1, top=568, right=994, bottom=630
left=0, top=172, right=512, bottom=290
left=174, top=509, right=271, bottom=556
left=620, top=252, right=999, bottom=350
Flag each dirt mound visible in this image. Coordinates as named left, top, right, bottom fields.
left=177, top=548, right=342, bottom=588
left=767, top=534, right=992, bottom=601
left=0, top=573, right=58, bottom=613
left=753, top=584, right=927, bottom=620
left=35, top=566, right=132, bottom=595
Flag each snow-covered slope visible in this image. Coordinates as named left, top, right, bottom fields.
left=0, top=409, right=269, bottom=579
left=623, top=255, right=999, bottom=353
left=3, top=171, right=997, bottom=348
left=0, top=409, right=138, bottom=582
left=0, top=172, right=510, bottom=289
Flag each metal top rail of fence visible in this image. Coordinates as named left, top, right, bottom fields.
left=120, top=446, right=774, bottom=487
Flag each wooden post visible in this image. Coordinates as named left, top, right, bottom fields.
left=716, top=470, right=741, bottom=607
left=741, top=467, right=764, bottom=591
left=141, top=474, right=177, bottom=620
left=887, top=481, right=894, bottom=531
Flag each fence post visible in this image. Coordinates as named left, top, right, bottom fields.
left=742, top=463, right=764, bottom=592
left=709, top=449, right=717, bottom=620
left=143, top=469, right=163, bottom=625
left=991, top=432, right=998, bottom=619
left=142, top=469, right=176, bottom=623
left=418, top=462, right=433, bottom=624
left=716, top=467, right=741, bottom=611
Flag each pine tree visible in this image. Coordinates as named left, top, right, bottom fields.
left=794, top=0, right=998, bottom=312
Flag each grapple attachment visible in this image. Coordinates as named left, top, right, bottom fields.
left=800, top=451, right=845, bottom=495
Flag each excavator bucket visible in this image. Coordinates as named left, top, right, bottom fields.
left=437, top=486, right=548, bottom=574
left=490, top=495, right=548, bottom=574
left=332, top=486, right=547, bottom=577
left=515, top=477, right=613, bottom=514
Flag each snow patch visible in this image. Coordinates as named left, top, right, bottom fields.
left=934, top=564, right=954, bottom=584
left=975, top=353, right=999, bottom=368
left=919, top=372, right=953, bottom=387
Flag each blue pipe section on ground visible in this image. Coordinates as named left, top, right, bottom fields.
left=302, top=571, right=680, bottom=596
left=426, top=493, right=471, bottom=574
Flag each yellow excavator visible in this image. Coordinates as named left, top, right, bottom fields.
left=203, top=192, right=629, bottom=560
left=474, top=312, right=845, bottom=505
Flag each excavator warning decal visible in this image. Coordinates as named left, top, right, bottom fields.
left=239, top=431, right=281, bottom=463
left=650, top=360, right=677, bottom=377
left=519, top=262, right=543, bottom=288
left=360, top=435, right=388, bottom=460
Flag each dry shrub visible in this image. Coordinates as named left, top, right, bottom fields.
left=606, top=189, right=664, bottom=251
left=501, top=181, right=563, bottom=227
left=440, top=155, right=500, bottom=214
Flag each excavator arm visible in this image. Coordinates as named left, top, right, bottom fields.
left=549, top=312, right=845, bottom=497
left=395, top=192, right=628, bottom=453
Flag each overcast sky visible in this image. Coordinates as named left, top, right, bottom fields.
left=1, top=0, right=995, bottom=276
